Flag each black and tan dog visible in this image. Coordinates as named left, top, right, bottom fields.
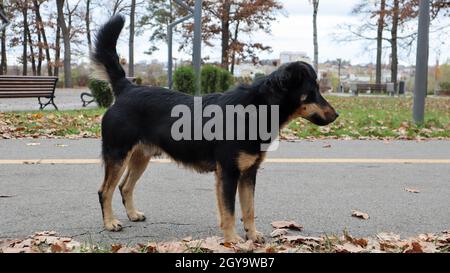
left=93, top=16, right=339, bottom=243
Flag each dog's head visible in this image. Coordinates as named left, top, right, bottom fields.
left=268, top=61, right=339, bottom=126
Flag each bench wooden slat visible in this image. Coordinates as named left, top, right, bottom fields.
left=0, top=80, right=57, bottom=83
left=0, top=94, right=54, bottom=98
left=0, top=88, right=55, bottom=91
left=0, top=76, right=58, bottom=79
left=0, top=76, right=58, bottom=110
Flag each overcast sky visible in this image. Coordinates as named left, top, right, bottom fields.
left=122, top=0, right=450, bottom=64
left=116, top=0, right=449, bottom=66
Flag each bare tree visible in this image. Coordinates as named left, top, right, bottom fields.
left=33, top=0, right=53, bottom=76
left=0, top=0, right=7, bottom=75
left=390, top=0, right=399, bottom=91
left=376, top=0, right=386, bottom=84
left=57, top=0, right=73, bottom=87
left=311, top=0, right=319, bottom=72
left=21, top=2, right=28, bottom=75
left=129, top=0, right=136, bottom=76
left=85, top=0, right=92, bottom=56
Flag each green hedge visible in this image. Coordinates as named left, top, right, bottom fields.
left=173, top=66, right=196, bottom=95
left=173, top=65, right=234, bottom=95
left=88, top=79, right=114, bottom=108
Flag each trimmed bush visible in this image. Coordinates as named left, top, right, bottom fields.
left=173, top=66, right=196, bottom=95
left=218, top=68, right=233, bottom=92
left=174, top=65, right=234, bottom=95
left=88, top=79, right=114, bottom=108
left=254, top=73, right=266, bottom=81
left=201, top=65, right=220, bottom=94
left=440, top=81, right=450, bottom=91
left=135, top=76, right=143, bottom=85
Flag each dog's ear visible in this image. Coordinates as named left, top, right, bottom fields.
left=270, top=63, right=297, bottom=91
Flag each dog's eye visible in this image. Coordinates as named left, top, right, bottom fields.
left=301, top=95, right=308, bottom=102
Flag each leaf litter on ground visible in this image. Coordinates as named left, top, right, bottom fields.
left=1, top=229, right=450, bottom=254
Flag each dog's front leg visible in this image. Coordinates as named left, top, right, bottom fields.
left=215, top=164, right=244, bottom=244
left=239, top=168, right=265, bottom=243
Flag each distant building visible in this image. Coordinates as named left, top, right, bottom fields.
left=280, top=51, right=311, bottom=65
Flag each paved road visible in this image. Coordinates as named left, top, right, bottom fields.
left=0, top=88, right=96, bottom=112
left=1, top=140, right=449, bottom=245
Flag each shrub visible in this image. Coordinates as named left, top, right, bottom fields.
left=218, top=69, right=233, bottom=92
left=201, top=65, right=220, bottom=94
left=254, top=73, right=266, bottom=81
left=135, top=76, right=143, bottom=85
left=440, top=81, right=450, bottom=91
left=173, top=66, right=195, bottom=95
left=174, top=65, right=234, bottom=94
left=88, top=79, right=114, bottom=108
left=234, top=76, right=253, bottom=85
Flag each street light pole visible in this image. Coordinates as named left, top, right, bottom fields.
left=166, top=0, right=202, bottom=95
left=413, top=0, right=430, bottom=124
left=192, top=0, right=202, bottom=96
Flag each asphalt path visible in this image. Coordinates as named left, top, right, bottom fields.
left=1, top=139, right=449, bottom=245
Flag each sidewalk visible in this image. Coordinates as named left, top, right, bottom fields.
left=0, top=88, right=96, bottom=112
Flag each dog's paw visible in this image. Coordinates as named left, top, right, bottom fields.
left=246, top=231, right=265, bottom=244
left=128, top=211, right=146, bottom=222
left=224, top=234, right=245, bottom=244
left=105, top=219, right=123, bottom=232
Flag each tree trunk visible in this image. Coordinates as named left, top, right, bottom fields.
left=54, top=26, right=61, bottom=77
left=230, top=21, right=240, bottom=76
left=56, top=0, right=73, bottom=88
left=37, top=27, right=43, bottom=76
left=221, top=1, right=231, bottom=71
left=33, top=0, right=52, bottom=76
left=129, top=0, right=136, bottom=76
left=1, top=27, right=6, bottom=75
left=26, top=26, right=37, bottom=76
left=85, top=0, right=92, bottom=57
left=376, top=0, right=386, bottom=84
left=22, top=7, right=28, bottom=76
left=391, top=0, right=399, bottom=92
left=0, top=0, right=6, bottom=75
left=312, top=0, right=319, bottom=72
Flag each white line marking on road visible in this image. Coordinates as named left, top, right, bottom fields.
left=0, top=158, right=450, bottom=165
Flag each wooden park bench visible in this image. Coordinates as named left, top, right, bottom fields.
left=356, top=83, right=387, bottom=95
left=81, top=77, right=137, bottom=107
left=0, top=76, right=59, bottom=110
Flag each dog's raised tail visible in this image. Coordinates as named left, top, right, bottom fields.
left=92, top=15, right=129, bottom=96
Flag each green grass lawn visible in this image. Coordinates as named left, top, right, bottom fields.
left=1, top=96, right=450, bottom=140
left=283, top=96, right=450, bottom=140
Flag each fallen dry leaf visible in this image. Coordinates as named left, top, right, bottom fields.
left=405, top=188, right=420, bottom=194
left=336, top=243, right=366, bottom=253
left=111, top=244, right=123, bottom=253
left=344, top=233, right=369, bottom=248
left=377, top=232, right=401, bottom=242
left=50, top=243, right=65, bottom=253
left=352, top=210, right=370, bottom=220
left=271, top=229, right=289, bottom=238
left=404, top=241, right=424, bottom=253
left=271, top=221, right=303, bottom=231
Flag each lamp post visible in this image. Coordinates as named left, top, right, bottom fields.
left=167, top=0, right=202, bottom=96
left=413, top=0, right=430, bottom=124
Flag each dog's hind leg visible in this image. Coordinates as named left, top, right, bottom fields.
left=238, top=168, right=265, bottom=243
left=119, top=146, right=151, bottom=222
left=215, top=163, right=244, bottom=244
left=99, top=158, right=128, bottom=232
